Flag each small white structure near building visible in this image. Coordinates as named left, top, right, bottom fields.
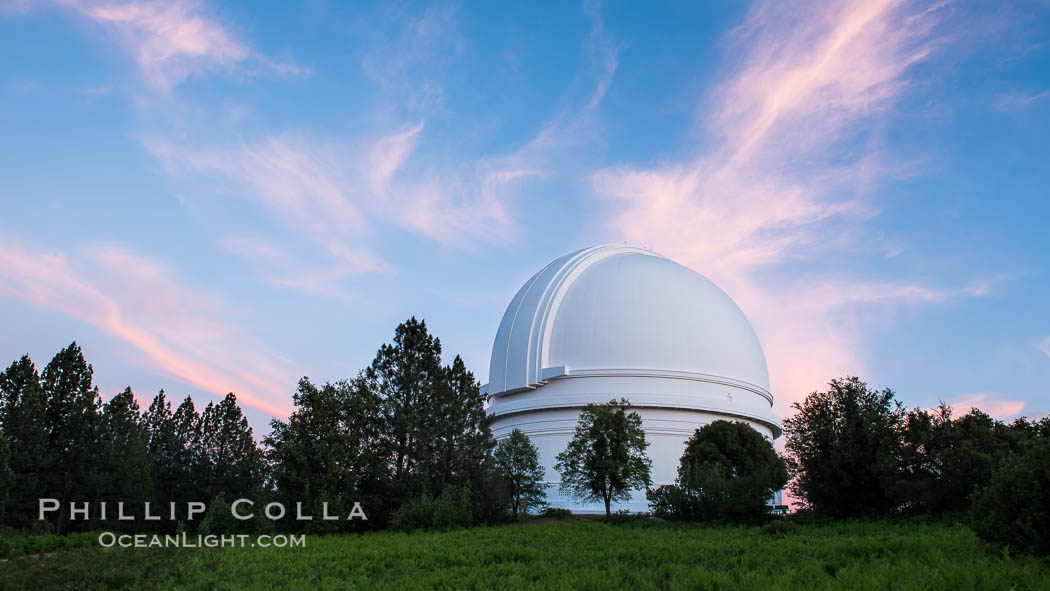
left=482, top=245, right=781, bottom=513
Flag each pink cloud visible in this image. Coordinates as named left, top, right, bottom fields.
left=24, top=0, right=302, bottom=90
left=0, top=240, right=293, bottom=417
left=591, top=0, right=969, bottom=415
left=947, top=393, right=1026, bottom=420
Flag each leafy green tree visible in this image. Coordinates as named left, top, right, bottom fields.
left=494, top=429, right=547, bottom=519
left=783, top=376, right=905, bottom=517
left=0, top=355, right=49, bottom=528
left=972, top=436, right=1050, bottom=555
left=899, top=404, right=1024, bottom=514
left=198, top=393, right=264, bottom=502
left=555, top=399, right=651, bottom=516
left=648, top=420, right=787, bottom=522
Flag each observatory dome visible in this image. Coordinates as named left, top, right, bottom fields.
left=484, top=245, right=781, bottom=513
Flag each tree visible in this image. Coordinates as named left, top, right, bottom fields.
left=39, top=343, right=103, bottom=533
left=648, top=420, right=787, bottom=522
left=555, top=399, right=651, bottom=516
left=971, top=436, right=1050, bottom=555
left=361, top=318, right=497, bottom=516
left=783, top=376, right=905, bottom=517
left=94, top=387, right=151, bottom=528
left=198, top=393, right=264, bottom=502
left=265, top=377, right=384, bottom=530
left=0, top=355, right=49, bottom=528
left=428, top=356, right=494, bottom=494
left=364, top=317, right=446, bottom=498
left=494, top=429, right=547, bottom=519
left=899, top=403, right=1022, bottom=514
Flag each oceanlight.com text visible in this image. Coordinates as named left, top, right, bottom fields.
left=97, top=532, right=306, bottom=549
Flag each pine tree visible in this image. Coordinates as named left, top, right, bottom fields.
left=199, top=393, right=264, bottom=501
left=39, top=343, right=103, bottom=533
left=0, top=355, right=49, bottom=528
left=494, top=429, right=547, bottom=518
left=265, top=377, right=385, bottom=529
left=363, top=317, right=447, bottom=499
left=96, top=387, right=151, bottom=528
left=555, top=399, right=652, bottom=516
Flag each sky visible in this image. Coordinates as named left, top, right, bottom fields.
left=1, top=0, right=1048, bottom=435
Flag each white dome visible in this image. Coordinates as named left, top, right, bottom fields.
left=485, top=245, right=776, bottom=429
left=484, top=245, right=781, bottom=512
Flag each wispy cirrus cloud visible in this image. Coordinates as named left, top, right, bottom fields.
left=146, top=3, right=622, bottom=298
left=18, top=0, right=301, bottom=90
left=146, top=123, right=519, bottom=276
left=0, top=239, right=293, bottom=417
left=592, top=0, right=976, bottom=410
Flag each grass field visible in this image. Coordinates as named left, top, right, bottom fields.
left=2, top=518, right=1048, bottom=590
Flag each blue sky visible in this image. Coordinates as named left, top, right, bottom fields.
left=1, top=0, right=1048, bottom=433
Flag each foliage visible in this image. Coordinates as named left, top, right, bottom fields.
left=196, top=494, right=265, bottom=536
left=898, top=404, right=1032, bottom=514
left=540, top=507, right=573, bottom=520
left=971, top=437, right=1050, bottom=555
left=494, top=429, right=547, bottom=518
left=648, top=420, right=787, bottom=522
left=0, top=344, right=266, bottom=533
left=555, top=398, right=652, bottom=516
left=264, top=377, right=384, bottom=532
left=390, top=486, right=473, bottom=532
left=6, top=519, right=1050, bottom=590
left=783, top=376, right=905, bottom=517
left=358, top=317, right=497, bottom=520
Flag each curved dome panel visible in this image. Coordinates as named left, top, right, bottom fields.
left=547, top=253, right=770, bottom=392
left=485, top=245, right=771, bottom=399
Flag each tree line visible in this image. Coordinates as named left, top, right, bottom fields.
left=1, top=323, right=1047, bottom=554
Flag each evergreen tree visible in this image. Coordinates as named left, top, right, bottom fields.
left=359, top=318, right=498, bottom=520
left=364, top=317, right=446, bottom=497
left=39, top=342, right=103, bottom=533
left=265, top=377, right=383, bottom=529
left=783, top=376, right=905, bottom=517
left=95, top=387, right=151, bottom=528
left=198, top=393, right=264, bottom=501
left=428, top=355, right=495, bottom=493
left=555, top=399, right=651, bottom=516
left=494, top=429, right=547, bottom=518
left=0, top=355, right=49, bottom=528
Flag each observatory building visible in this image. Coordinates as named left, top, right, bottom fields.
left=482, top=245, right=781, bottom=513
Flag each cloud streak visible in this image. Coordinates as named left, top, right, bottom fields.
left=592, top=0, right=970, bottom=411
left=948, top=392, right=1025, bottom=420
left=27, top=0, right=301, bottom=89
left=0, top=240, right=293, bottom=417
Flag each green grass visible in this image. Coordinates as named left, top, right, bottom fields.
left=2, top=519, right=1047, bottom=590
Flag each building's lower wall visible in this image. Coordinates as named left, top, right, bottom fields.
left=490, top=407, right=775, bottom=514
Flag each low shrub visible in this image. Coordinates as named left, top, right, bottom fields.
left=604, top=509, right=635, bottom=525
left=390, top=486, right=473, bottom=532
left=540, top=507, right=572, bottom=520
